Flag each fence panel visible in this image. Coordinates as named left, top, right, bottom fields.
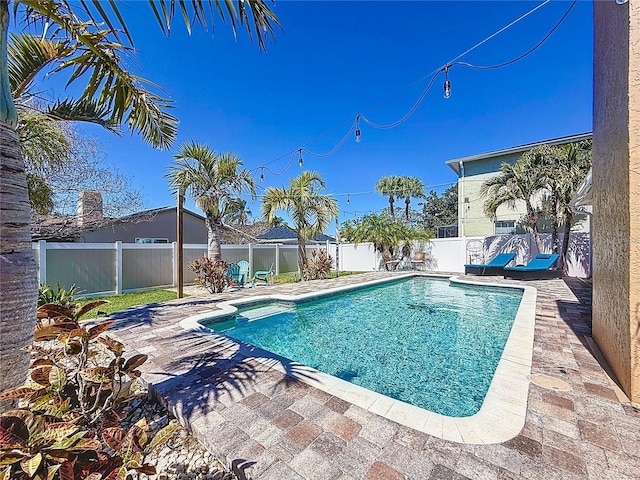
left=121, top=245, right=173, bottom=291
left=278, top=246, right=298, bottom=274
left=338, top=243, right=376, bottom=271
left=44, top=245, right=115, bottom=294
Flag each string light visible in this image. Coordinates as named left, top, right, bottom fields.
left=251, top=0, right=574, bottom=178
left=347, top=194, right=351, bottom=205
left=259, top=167, right=264, bottom=182
left=443, top=66, right=451, bottom=99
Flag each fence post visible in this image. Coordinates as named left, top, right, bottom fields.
left=248, top=244, right=254, bottom=277
left=115, top=241, right=123, bottom=294
left=275, top=244, right=280, bottom=275
left=172, top=242, right=178, bottom=287
left=38, top=240, right=46, bottom=285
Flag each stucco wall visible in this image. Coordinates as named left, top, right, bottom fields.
left=592, top=0, right=640, bottom=402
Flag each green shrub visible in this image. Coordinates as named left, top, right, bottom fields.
left=38, top=283, right=77, bottom=308
left=0, top=302, right=178, bottom=479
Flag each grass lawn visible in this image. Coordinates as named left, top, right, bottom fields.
left=78, top=289, right=182, bottom=319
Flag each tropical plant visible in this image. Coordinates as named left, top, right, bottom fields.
left=0, top=0, right=279, bottom=403
left=37, top=283, right=77, bottom=308
left=166, top=142, right=256, bottom=260
left=0, top=300, right=179, bottom=479
left=525, top=141, right=592, bottom=271
left=375, top=175, right=401, bottom=221
left=188, top=257, right=231, bottom=294
left=396, top=176, right=425, bottom=225
left=303, top=249, right=333, bottom=280
left=480, top=158, right=546, bottom=252
left=348, top=212, right=430, bottom=262
left=224, top=198, right=252, bottom=225
left=261, top=171, right=339, bottom=277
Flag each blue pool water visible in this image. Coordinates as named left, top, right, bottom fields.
left=204, top=278, right=523, bottom=417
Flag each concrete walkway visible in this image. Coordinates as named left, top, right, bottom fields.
left=108, top=272, right=640, bottom=480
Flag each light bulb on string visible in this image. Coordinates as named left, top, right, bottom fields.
left=347, top=194, right=351, bottom=205
left=259, top=167, right=264, bottom=182
left=355, top=128, right=361, bottom=143
left=443, top=66, right=451, bottom=99
left=298, top=149, right=304, bottom=168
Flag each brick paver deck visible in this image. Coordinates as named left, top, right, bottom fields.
left=107, top=272, right=640, bottom=480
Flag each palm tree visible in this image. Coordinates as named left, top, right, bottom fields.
left=375, top=175, right=401, bottom=221
left=0, top=0, right=279, bottom=403
left=349, top=212, right=430, bottom=269
left=166, top=142, right=256, bottom=260
left=224, top=198, right=252, bottom=225
left=480, top=158, right=546, bottom=252
left=397, top=176, right=425, bottom=226
left=261, top=171, right=339, bottom=277
left=533, top=142, right=592, bottom=271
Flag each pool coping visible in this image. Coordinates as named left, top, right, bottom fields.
left=178, top=273, right=537, bottom=445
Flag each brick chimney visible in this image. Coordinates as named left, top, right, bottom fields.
left=77, top=190, right=103, bottom=226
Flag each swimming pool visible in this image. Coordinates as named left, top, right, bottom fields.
left=202, top=277, right=522, bottom=417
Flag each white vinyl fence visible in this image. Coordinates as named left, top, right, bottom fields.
left=34, top=233, right=591, bottom=296
left=33, top=241, right=324, bottom=296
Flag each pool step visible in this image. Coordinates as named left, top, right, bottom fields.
left=237, top=304, right=294, bottom=322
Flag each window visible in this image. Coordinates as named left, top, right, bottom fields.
left=135, top=238, right=169, bottom=244
left=494, top=221, right=516, bottom=235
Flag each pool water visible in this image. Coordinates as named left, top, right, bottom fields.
left=205, top=278, right=522, bottom=417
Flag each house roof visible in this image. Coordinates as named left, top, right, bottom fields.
left=31, top=206, right=204, bottom=241
left=255, top=226, right=336, bottom=243
left=445, top=132, right=592, bottom=175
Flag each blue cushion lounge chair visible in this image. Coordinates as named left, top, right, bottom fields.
left=503, top=253, right=561, bottom=280
left=464, top=252, right=516, bottom=276
left=252, top=261, right=275, bottom=287
left=236, top=260, right=250, bottom=286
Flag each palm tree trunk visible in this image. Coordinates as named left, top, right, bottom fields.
left=205, top=215, right=222, bottom=261
left=405, top=197, right=410, bottom=226
left=560, top=212, right=573, bottom=275
left=297, top=234, right=308, bottom=281
left=525, top=200, right=544, bottom=253
left=0, top=4, right=38, bottom=410
left=389, top=196, right=395, bottom=221
left=550, top=193, right=560, bottom=255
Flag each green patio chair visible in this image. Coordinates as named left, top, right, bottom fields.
left=226, top=263, right=242, bottom=286
left=251, top=261, right=275, bottom=287
left=237, top=260, right=250, bottom=286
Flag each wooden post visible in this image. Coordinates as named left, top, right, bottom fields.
left=177, top=188, right=184, bottom=298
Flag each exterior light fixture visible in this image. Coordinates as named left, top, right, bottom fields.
left=347, top=194, right=351, bottom=205
left=443, top=66, right=451, bottom=99
left=259, top=167, right=264, bottom=182
left=298, top=149, right=304, bottom=168
left=355, top=128, right=361, bottom=143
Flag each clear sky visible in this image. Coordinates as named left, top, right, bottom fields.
left=61, top=0, right=593, bottom=226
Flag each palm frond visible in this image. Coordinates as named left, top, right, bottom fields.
left=45, top=98, right=120, bottom=134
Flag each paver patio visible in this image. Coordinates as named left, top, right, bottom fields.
left=107, top=272, right=640, bottom=480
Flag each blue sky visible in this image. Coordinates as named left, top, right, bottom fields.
left=49, top=1, right=593, bottom=226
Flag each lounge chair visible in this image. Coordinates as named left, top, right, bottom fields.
left=237, top=260, right=250, bottom=286
left=251, top=261, right=275, bottom=286
left=503, top=253, right=561, bottom=280
left=465, top=252, right=516, bottom=276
